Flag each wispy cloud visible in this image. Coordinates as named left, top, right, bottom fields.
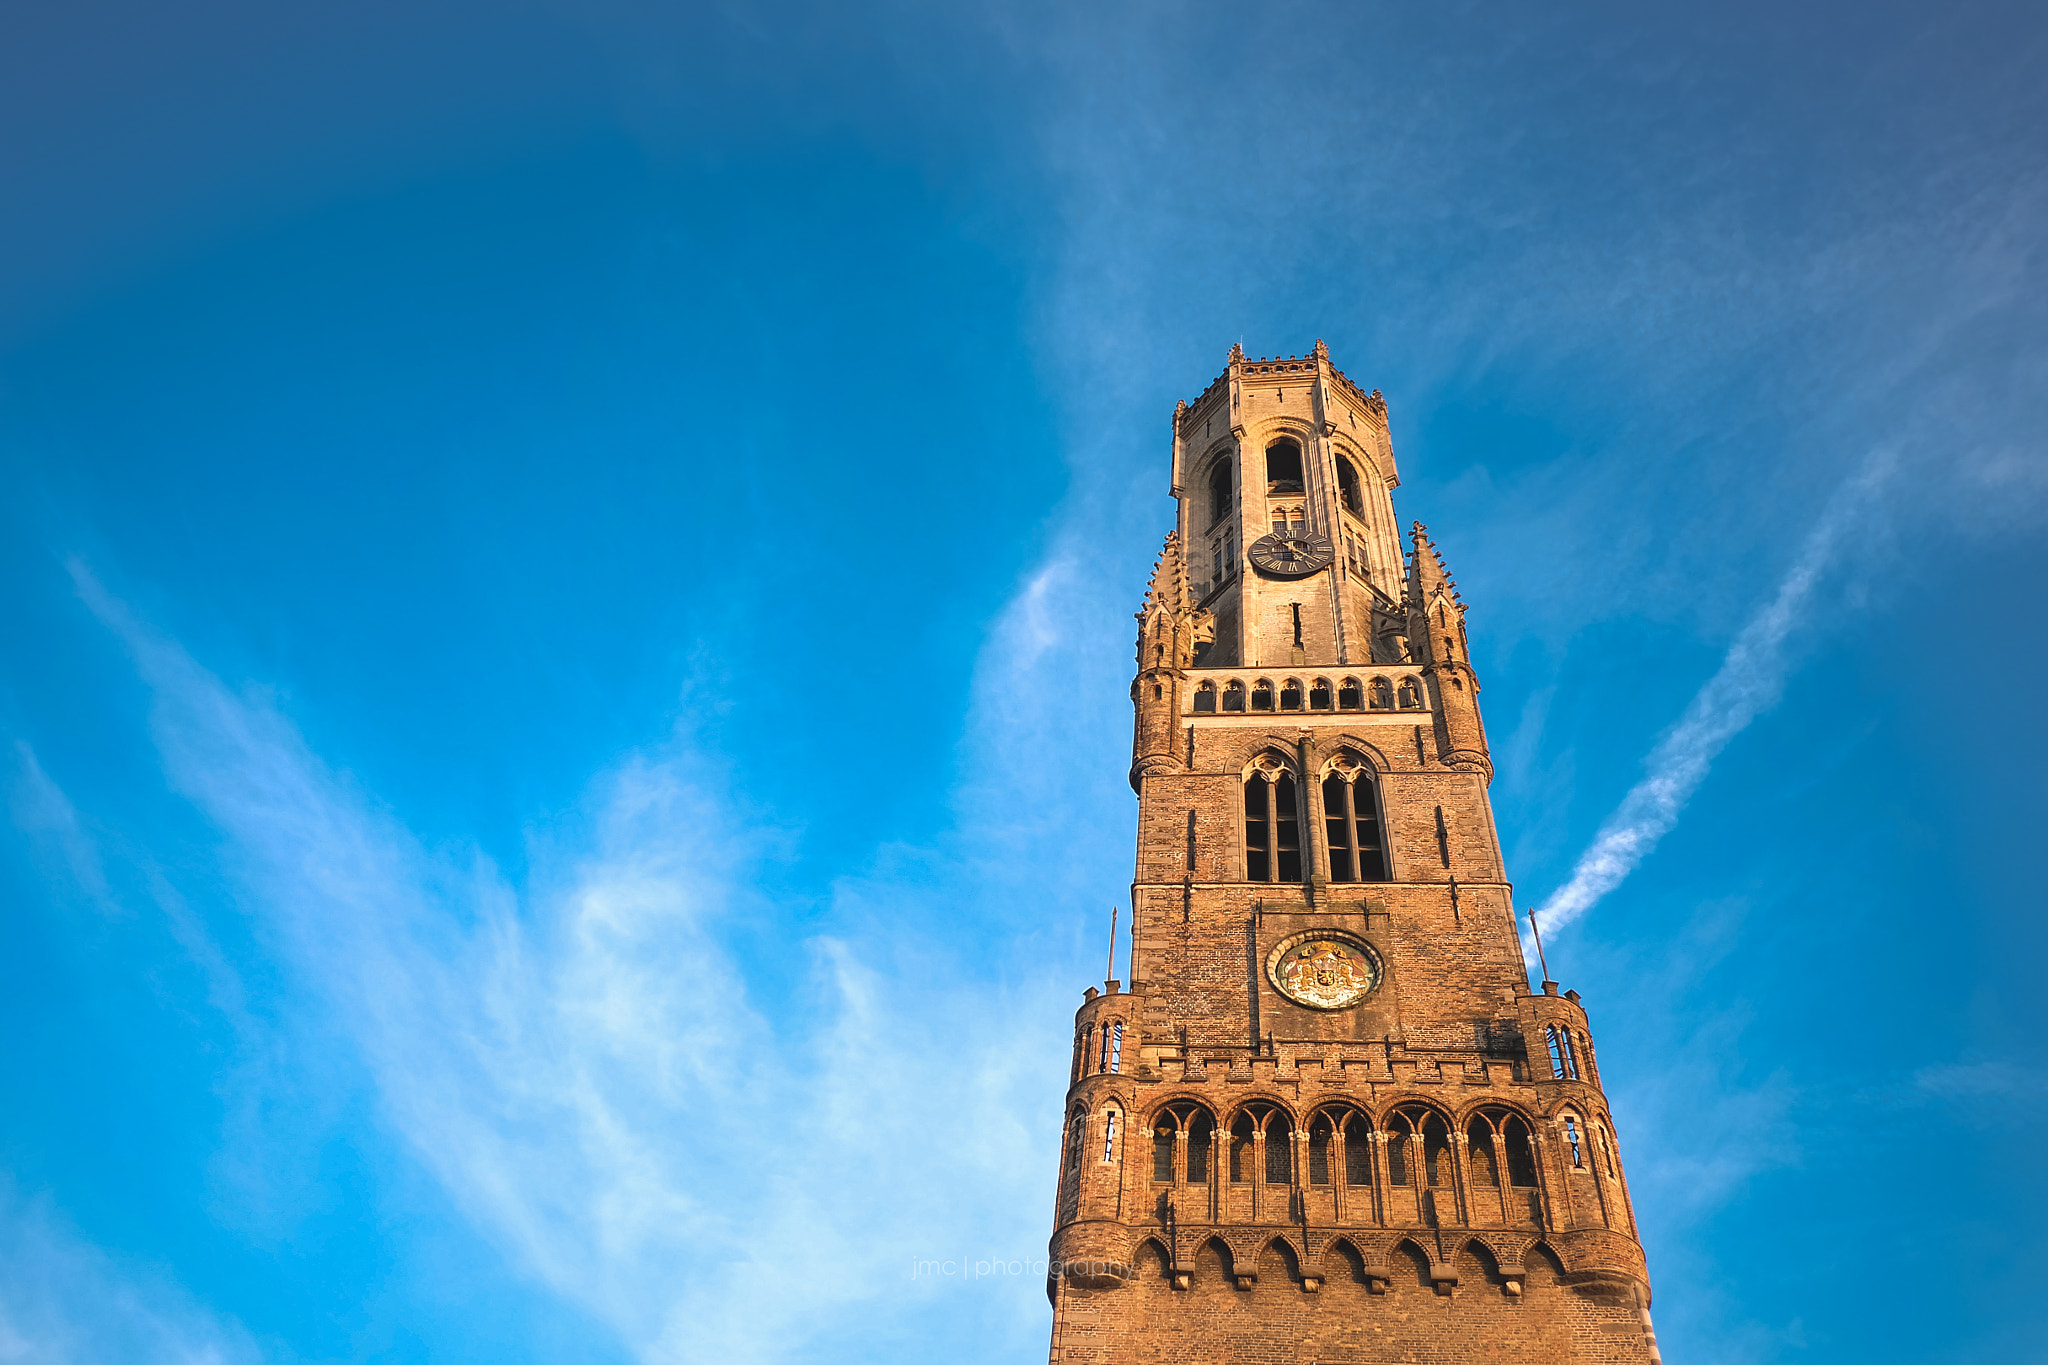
left=1914, top=1060, right=2048, bottom=1105
left=8, top=741, right=114, bottom=913
left=0, top=1179, right=262, bottom=1365
left=1530, top=452, right=1895, bottom=946
left=70, top=563, right=1061, bottom=1364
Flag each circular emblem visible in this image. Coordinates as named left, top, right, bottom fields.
left=1265, top=932, right=1382, bottom=1011
left=1248, top=531, right=1335, bottom=579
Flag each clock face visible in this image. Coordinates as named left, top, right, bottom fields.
left=1248, top=531, right=1336, bottom=579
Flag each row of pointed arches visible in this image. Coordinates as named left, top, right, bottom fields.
left=1192, top=674, right=1423, bottom=715
left=1061, top=1094, right=1624, bottom=1230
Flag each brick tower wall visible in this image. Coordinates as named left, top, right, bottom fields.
left=1046, top=345, right=1661, bottom=1365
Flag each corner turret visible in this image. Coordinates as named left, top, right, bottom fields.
left=1409, top=522, right=1491, bottom=778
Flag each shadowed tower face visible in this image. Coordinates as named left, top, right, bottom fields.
left=1045, top=343, right=1662, bottom=1364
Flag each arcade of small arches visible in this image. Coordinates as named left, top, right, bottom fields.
left=1117, top=1229, right=1573, bottom=1300
left=1058, top=1095, right=1624, bottom=1223
left=1191, top=674, right=1424, bottom=715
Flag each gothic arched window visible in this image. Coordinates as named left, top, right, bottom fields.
left=1309, top=678, right=1333, bottom=710
left=1265, top=438, right=1304, bottom=494
left=1338, top=677, right=1364, bottom=710
left=1466, top=1114, right=1501, bottom=1188
left=1153, top=1104, right=1216, bottom=1184
left=1279, top=678, right=1303, bottom=711
left=1229, top=1114, right=1255, bottom=1183
left=1397, top=677, right=1423, bottom=709
left=1369, top=676, right=1395, bottom=710
left=1337, top=455, right=1364, bottom=515
left=1250, top=679, right=1275, bottom=712
left=1322, top=753, right=1389, bottom=883
left=1503, top=1115, right=1539, bottom=1187
left=1193, top=681, right=1217, bottom=713
left=1231, top=1103, right=1293, bottom=1186
left=1244, top=754, right=1303, bottom=883
left=1208, top=459, right=1233, bottom=525
left=1304, top=1113, right=1331, bottom=1185
left=1222, top=681, right=1245, bottom=712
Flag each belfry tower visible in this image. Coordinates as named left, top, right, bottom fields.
left=1046, top=343, right=1661, bottom=1363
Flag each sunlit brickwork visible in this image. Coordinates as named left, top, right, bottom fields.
left=1045, top=342, right=1661, bottom=1364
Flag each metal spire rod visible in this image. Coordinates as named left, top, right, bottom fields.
left=1526, top=903, right=1553, bottom=985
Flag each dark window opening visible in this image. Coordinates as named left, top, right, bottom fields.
left=1222, top=682, right=1245, bottom=712
left=1194, top=683, right=1216, bottom=713
left=1564, top=1117, right=1584, bottom=1168
left=1345, top=1124, right=1373, bottom=1186
left=1280, top=680, right=1303, bottom=710
left=1153, top=1125, right=1176, bottom=1183
left=1273, top=775, right=1301, bottom=882
left=1208, top=460, right=1233, bottom=525
left=1309, top=1117, right=1334, bottom=1186
left=1244, top=780, right=1270, bottom=882
left=1323, top=770, right=1388, bottom=883
left=1265, top=439, right=1304, bottom=494
left=1338, top=678, right=1363, bottom=710
left=1369, top=677, right=1395, bottom=710
left=1387, top=1127, right=1410, bottom=1186
left=1503, top=1117, right=1539, bottom=1187
left=1423, top=1115, right=1452, bottom=1188
left=1251, top=680, right=1274, bottom=711
left=1309, top=680, right=1332, bottom=709
left=1265, top=1115, right=1293, bottom=1185
left=1337, top=456, right=1364, bottom=515
left=1187, top=1113, right=1212, bottom=1183
left=1467, top=1117, right=1500, bottom=1187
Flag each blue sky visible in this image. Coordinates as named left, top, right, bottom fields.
left=2, top=2, right=2045, bottom=1362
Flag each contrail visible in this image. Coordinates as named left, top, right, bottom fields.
left=1530, top=452, right=1894, bottom=947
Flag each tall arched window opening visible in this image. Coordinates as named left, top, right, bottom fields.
left=1222, top=681, right=1246, bottom=712
left=1265, top=438, right=1304, bottom=494
left=1263, top=1110, right=1293, bottom=1185
left=1152, top=1104, right=1216, bottom=1185
left=1341, top=1110, right=1373, bottom=1187
left=1187, top=1111, right=1213, bottom=1182
left=1322, top=756, right=1389, bottom=883
left=1229, top=1115, right=1255, bottom=1183
left=1208, top=459, right=1233, bottom=525
left=1244, top=755, right=1302, bottom=883
left=1194, top=682, right=1216, bottom=713
left=1502, top=1116, right=1539, bottom=1187
left=1336, top=455, right=1364, bottom=515
left=1103, top=1108, right=1120, bottom=1163
left=1308, top=1114, right=1334, bottom=1185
